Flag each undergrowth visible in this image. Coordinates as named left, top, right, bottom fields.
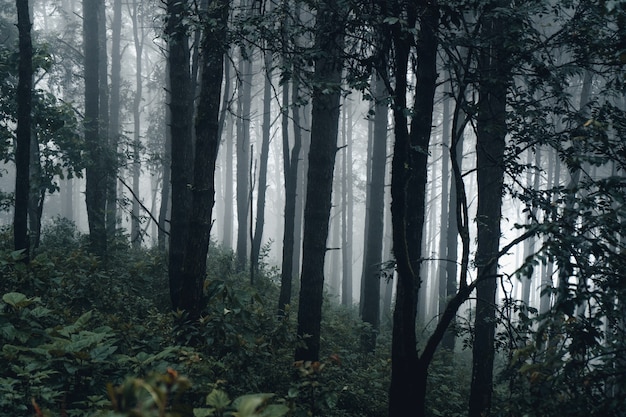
left=0, top=219, right=399, bottom=416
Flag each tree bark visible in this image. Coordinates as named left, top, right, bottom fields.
left=130, top=0, right=144, bottom=248
left=388, top=1, right=438, bottom=415
left=468, top=4, right=510, bottom=416
left=83, top=0, right=107, bottom=256
left=14, top=0, right=32, bottom=261
left=107, top=0, right=122, bottom=237
left=294, top=0, right=345, bottom=361
left=179, top=0, right=229, bottom=320
left=235, top=35, right=253, bottom=270
left=360, top=74, right=388, bottom=351
left=252, top=30, right=273, bottom=274
left=166, top=0, right=193, bottom=310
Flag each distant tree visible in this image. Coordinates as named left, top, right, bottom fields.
left=235, top=10, right=253, bottom=270
left=107, top=0, right=122, bottom=237
left=360, top=73, right=388, bottom=351
left=14, top=0, right=32, bottom=260
left=295, top=0, right=347, bottom=361
left=130, top=0, right=144, bottom=248
left=251, top=18, right=273, bottom=278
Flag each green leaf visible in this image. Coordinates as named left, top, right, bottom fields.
left=206, top=389, right=231, bottom=410
left=2, top=292, right=39, bottom=309
left=193, top=408, right=215, bottom=417
left=258, top=404, right=289, bottom=417
left=233, top=394, right=274, bottom=417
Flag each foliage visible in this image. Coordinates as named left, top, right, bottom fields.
left=0, top=222, right=394, bottom=417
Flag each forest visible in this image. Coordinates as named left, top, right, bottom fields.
left=1, top=0, right=625, bottom=415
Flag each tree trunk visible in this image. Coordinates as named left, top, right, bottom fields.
left=107, top=0, right=122, bottom=237
left=468, top=4, right=510, bottom=416
left=130, top=0, right=143, bottom=248
left=294, top=0, right=345, bottom=361
left=341, top=100, right=354, bottom=305
left=179, top=0, right=229, bottom=319
left=252, top=33, right=273, bottom=274
left=158, top=59, right=172, bottom=250
left=236, top=41, right=253, bottom=270
left=360, top=74, right=388, bottom=351
left=388, top=1, right=438, bottom=415
left=83, top=0, right=107, bottom=256
left=14, top=0, right=32, bottom=260
left=28, top=131, right=43, bottom=251
left=166, top=0, right=193, bottom=310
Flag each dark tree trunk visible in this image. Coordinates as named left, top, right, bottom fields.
left=166, top=0, right=193, bottom=310
left=158, top=61, right=172, bottom=250
left=179, top=0, right=229, bottom=319
left=235, top=42, right=253, bottom=270
left=83, top=0, right=107, bottom=256
left=28, top=131, right=43, bottom=250
left=294, top=0, right=345, bottom=361
left=130, top=0, right=143, bottom=248
left=252, top=39, right=273, bottom=274
left=107, top=0, right=122, bottom=237
left=388, top=1, right=438, bottom=416
left=468, top=5, right=510, bottom=416
left=360, top=74, right=388, bottom=351
left=340, top=101, right=353, bottom=306
left=14, top=0, right=32, bottom=260
left=278, top=0, right=304, bottom=314
left=218, top=55, right=232, bottom=247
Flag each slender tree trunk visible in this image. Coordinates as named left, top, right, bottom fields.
left=98, top=0, right=110, bottom=233
left=388, top=2, right=439, bottom=415
left=360, top=74, right=388, bottom=350
left=130, top=0, right=144, bottom=248
left=342, top=101, right=354, bottom=305
left=83, top=0, right=107, bottom=256
left=107, top=0, right=122, bottom=237
left=166, top=0, right=193, bottom=310
left=158, top=59, right=172, bottom=250
left=252, top=31, right=273, bottom=273
left=218, top=55, right=232, bottom=246
left=236, top=42, right=253, bottom=270
left=14, top=0, right=32, bottom=260
left=294, top=0, right=345, bottom=361
left=179, top=0, right=229, bottom=319
left=468, top=4, right=511, bottom=416
left=28, top=131, right=43, bottom=250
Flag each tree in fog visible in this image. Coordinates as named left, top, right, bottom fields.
left=360, top=73, right=388, bottom=351
left=83, top=0, right=107, bottom=255
left=166, top=0, right=193, bottom=310
left=387, top=0, right=439, bottom=414
left=178, top=0, right=230, bottom=319
left=14, top=0, right=32, bottom=260
left=295, top=0, right=348, bottom=361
